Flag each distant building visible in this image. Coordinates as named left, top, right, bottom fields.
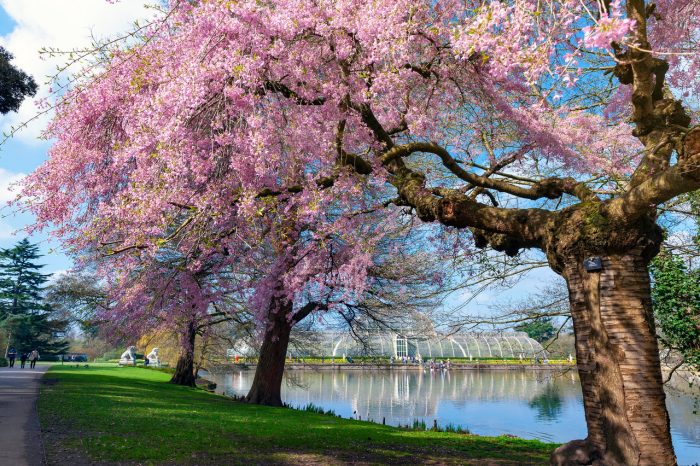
left=285, top=330, right=546, bottom=359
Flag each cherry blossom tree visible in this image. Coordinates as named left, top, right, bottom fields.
left=19, top=0, right=700, bottom=464
left=86, top=189, right=385, bottom=392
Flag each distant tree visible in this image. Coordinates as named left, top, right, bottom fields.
left=44, top=272, right=107, bottom=339
left=2, top=313, right=69, bottom=356
left=0, top=239, right=68, bottom=356
left=0, top=46, right=37, bottom=114
left=650, top=252, right=700, bottom=372
left=651, top=186, right=700, bottom=375
left=515, top=317, right=557, bottom=343
left=0, top=239, right=51, bottom=317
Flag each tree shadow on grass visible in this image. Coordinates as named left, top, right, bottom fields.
left=40, top=367, right=554, bottom=465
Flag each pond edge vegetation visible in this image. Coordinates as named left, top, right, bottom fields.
left=38, top=364, right=556, bottom=465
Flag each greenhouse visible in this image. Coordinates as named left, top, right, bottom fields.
left=287, top=330, right=546, bottom=359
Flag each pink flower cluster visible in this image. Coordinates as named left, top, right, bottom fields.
left=16, top=0, right=696, bottom=340
left=583, top=0, right=636, bottom=49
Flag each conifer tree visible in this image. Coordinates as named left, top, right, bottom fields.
left=0, top=239, right=68, bottom=356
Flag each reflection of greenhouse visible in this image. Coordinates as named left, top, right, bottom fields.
left=213, top=369, right=580, bottom=432
left=288, top=331, right=546, bottom=359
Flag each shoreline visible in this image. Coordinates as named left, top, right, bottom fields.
left=205, top=362, right=577, bottom=372
left=38, top=365, right=556, bottom=465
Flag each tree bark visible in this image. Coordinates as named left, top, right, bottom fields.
left=170, top=320, right=197, bottom=387
left=551, top=249, right=676, bottom=466
left=244, top=300, right=294, bottom=406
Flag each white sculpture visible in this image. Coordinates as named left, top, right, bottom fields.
left=146, top=347, right=161, bottom=367
left=118, top=346, right=136, bottom=366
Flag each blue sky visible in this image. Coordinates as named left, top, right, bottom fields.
left=0, top=0, right=153, bottom=275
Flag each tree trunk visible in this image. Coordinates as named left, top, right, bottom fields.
left=551, top=249, right=676, bottom=466
left=244, top=301, right=293, bottom=406
left=170, top=320, right=197, bottom=387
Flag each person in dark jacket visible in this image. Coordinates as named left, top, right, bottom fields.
left=7, top=346, right=17, bottom=368
left=20, top=352, right=28, bottom=369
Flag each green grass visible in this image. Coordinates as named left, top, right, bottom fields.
left=39, top=365, right=556, bottom=465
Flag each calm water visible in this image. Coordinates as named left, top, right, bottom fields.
left=209, top=368, right=700, bottom=465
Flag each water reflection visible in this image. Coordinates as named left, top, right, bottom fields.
left=210, top=369, right=700, bottom=465
left=528, top=383, right=564, bottom=421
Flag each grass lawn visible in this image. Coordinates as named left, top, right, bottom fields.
left=39, top=365, right=556, bottom=465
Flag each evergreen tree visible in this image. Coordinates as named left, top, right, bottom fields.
left=0, top=239, right=68, bottom=356
left=0, top=239, right=50, bottom=317
left=515, top=317, right=557, bottom=344
left=0, top=46, right=37, bottom=115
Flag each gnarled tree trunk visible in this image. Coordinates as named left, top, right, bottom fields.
left=551, top=249, right=676, bottom=466
left=170, top=319, right=197, bottom=387
left=244, top=300, right=294, bottom=406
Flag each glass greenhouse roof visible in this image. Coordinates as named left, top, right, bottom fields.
left=287, top=330, right=546, bottom=359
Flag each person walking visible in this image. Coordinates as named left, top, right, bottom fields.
left=28, top=350, right=39, bottom=369
left=7, top=346, right=17, bottom=368
left=19, top=352, right=27, bottom=369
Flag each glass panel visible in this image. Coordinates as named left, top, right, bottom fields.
left=396, top=336, right=407, bottom=357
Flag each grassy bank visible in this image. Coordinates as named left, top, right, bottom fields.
left=39, top=365, right=556, bottom=465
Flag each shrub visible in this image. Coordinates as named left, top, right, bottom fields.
left=298, top=402, right=336, bottom=416
left=443, top=423, right=470, bottom=434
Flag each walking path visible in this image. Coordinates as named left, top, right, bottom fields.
left=0, top=364, right=49, bottom=466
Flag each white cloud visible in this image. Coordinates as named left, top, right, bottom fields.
left=0, top=0, right=154, bottom=143
left=46, top=268, right=68, bottom=283
left=0, top=218, right=15, bottom=240
left=0, top=167, right=25, bottom=204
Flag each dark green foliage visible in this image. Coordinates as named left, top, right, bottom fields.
left=397, top=419, right=471, bottom=434
left=0, top=46, right=37, bottom=114
left=515, top=317, right=556, bottom=343
left=44, top=272, right=106, bottom=339
left=0, top=239, right=51, bottom=317
left=0, top=356, right=6, bottom=367
left=650, top=252, right=700, bottom=369
left=298, top=402, right=336, bottom=416
left=0, top=239, right=68, bottom=355
left=397, top=419, right=427, bottom=431
left=442, top=423, right=470, bottom=434
left=688, top=190, right=700, bottom=245
left=2, top=313, right=69, bottom=355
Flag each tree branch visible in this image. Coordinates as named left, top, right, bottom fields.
left=381, top=141, right=598, bottom=202
left=605, top=127, right=700, bottom=222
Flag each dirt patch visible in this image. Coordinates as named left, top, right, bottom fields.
left=40, top=414, right=135, bottom=466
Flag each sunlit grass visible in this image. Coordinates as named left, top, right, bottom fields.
left=39, top=365, right=556, bottom=464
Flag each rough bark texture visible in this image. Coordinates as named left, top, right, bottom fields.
left=170, top=320, right=197, bottom=387
left=353, top=91, right=686, bottom=463
left=551, top=250, right=676, bottom=466
left=244, top=301, right=294, bottom=407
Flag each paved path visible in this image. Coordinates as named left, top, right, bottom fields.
left=0, top=365, right=49, bottom=466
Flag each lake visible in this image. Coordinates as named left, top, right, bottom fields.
left=209, top=368, right=700, bottom=465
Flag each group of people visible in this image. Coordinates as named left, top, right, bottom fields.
left=6, top=347, right=40, bottom=369
left=390, top=355, right=423, bottom=365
